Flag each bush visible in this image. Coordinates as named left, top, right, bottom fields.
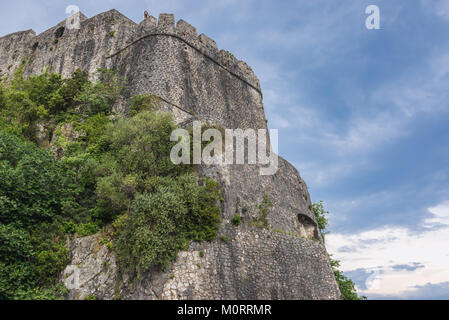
left=103, top=111, right=183, bottom=177
left=0, top=133, right=75, bottom=299
left=75, top=222, right=99, bottom=237
left=128, top=94, right=160, bottom=116
left=312, top=201, right=328, bottom=240
left=312, top=201, right=366, bottom=300
left=108, top=112, right=222, bottom=278
left=231, top=214, right=242, bottom=227
left=74, top=69, right=125, bottom=116
left=0, top=131, right=77, bottom=226
left=252, top=194, right=273, bottom=229
left=115, top=188, right=189, bottom=276
left=113, top=173, right=222, bottom=278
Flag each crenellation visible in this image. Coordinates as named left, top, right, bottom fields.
left=140, top=14, right=157, bottom=29
left=0, top=11, right=261, bottom=92
left=176, top=19, right=197, bottom=40
left=218, top=49, right=238, bottom=71
left=198, top=33, right=218, bottom=51
left=237, top=60, right=260, bottom=90
left=158, top=13, right=175, bottom=30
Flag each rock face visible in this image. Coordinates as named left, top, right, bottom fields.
left=0, top=9, right=340, bottom=300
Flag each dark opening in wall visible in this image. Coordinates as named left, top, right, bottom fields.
left=32, top=42, right=39, bottom=51
left=54, top=27, right=65, bottom=39
left=298, top=214, right=319, bottom=240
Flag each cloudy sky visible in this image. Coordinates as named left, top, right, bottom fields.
left=1, top=0, right=449, bottom=299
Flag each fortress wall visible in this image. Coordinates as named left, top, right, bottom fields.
left=1, top=10, right=340, bottom=300
left=114, top=34, right=266, bottom=130
left=0, top=10, right=137, bottom=80
left=65, top=224, right=339, bottom=300
left=24, top=10, right=137, bottom=79
left=0, top=29, right=36, bottom=78
left=109, top=13, right=264, bottom=130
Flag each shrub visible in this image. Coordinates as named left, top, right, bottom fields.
left=114, top=174, right=222, bottom=278
left=102, top=112, right=223, bottom=278
left=0, top=131, right=77, bottom=226
left=75, top=222, right=99, bottom=237
left=128, top=94, right=160, bottom=116
left=312, top=201, right=366, bottom=300
left=252, top=194, right=273, bottom=229
left=73, top=69, right=125, bottom=116
left=103, top=111, right=183, bottom=177
left=231, top=214, right=242, bottom=227
left=0, top=132, right=75, bottom=299
left=312, top=200, right=328, bottom=240
left=114, top=189, right=189, bottom=276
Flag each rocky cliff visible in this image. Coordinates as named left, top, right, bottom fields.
left=0, top=9, right=340, bottom=300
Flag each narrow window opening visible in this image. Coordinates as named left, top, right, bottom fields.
left=297, top=214, right=319, bottom=240
left=54, top=26, right=65, bottom=39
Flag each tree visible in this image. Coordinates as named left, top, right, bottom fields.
left=0, top=132, right=75, bottom=299
left=104, top=112, right=222, bottom=277
left=312, top=201, right=366, bottom=300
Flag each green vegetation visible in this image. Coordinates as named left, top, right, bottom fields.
left=128, top=94, right=161, bottom=116
left=0, top=68, right=222, bottom=298
left=312, top=201, right=329, bottom=240
left=231, top=214, right=242, bottom=226
left=272, top=228, right=300, bottom=238
left=251, top=194, right=273, bottom=229
left=0, top=132, right=74, bottom=299
left=312, top=201, right=366, bottom=300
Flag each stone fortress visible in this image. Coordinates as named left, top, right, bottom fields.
left=0, top=9, right=340, bottom=299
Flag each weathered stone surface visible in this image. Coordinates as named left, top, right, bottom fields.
left=1, top=9, right=340, bottom=300
left=63, top=234, right=118, bottom=300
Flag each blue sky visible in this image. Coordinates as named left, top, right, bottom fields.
left=1, top=0, right=449, bottom=299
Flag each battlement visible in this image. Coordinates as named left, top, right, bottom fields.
left=118, top=12, right=261, bottom=91
left=142, top=13, right=260, bottom=91
left=0, top=10, right=260, bottom=92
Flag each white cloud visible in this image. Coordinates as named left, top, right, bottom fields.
left=423, top=201, right=449, bottom=227
left=326, top=201, right=449, bottom=297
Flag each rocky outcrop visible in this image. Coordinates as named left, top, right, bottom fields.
left=1, top=10, right=340, bottom=300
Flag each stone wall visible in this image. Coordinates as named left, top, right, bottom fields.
left=64, top=224, right=338, bottom=300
